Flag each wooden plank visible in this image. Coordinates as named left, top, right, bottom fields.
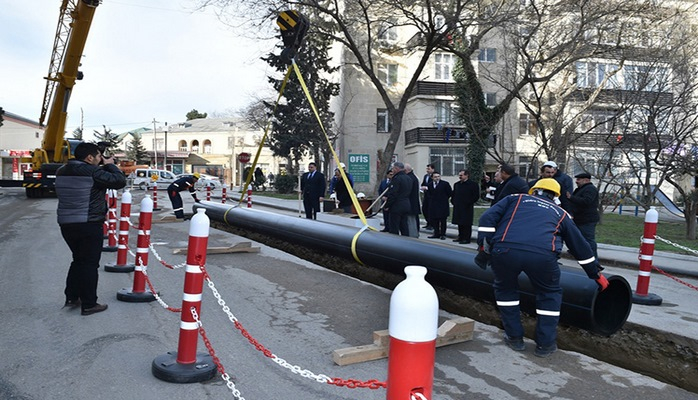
left=172, top=242, right=260, bottom=255
left=332, top=317, right=475, bottom=366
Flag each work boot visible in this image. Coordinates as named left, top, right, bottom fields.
left=81, top=303, right=108, bottom=316
left=534, top=343, right=558, bottom=358
left=503, top=334, right=525, bottom=351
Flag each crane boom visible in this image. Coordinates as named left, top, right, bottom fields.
left=14, top=0, right=101, bottom=198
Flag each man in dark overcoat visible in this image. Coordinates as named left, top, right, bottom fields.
left=451, top=169, right=480, bottom=244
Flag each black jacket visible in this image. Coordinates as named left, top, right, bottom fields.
left=384, top=171, right=412, bottom=213
left=452, top=179, right=480, bottom=224
left=56, top=159, right=126, bottom=224
left=569, top=182, right=600, bottom=225
left=301, top=171, right=326, bottom=200
left=493, top=173, right=529, bottom=204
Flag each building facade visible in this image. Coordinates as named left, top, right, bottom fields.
left=0, top=111, right=43, bottom=179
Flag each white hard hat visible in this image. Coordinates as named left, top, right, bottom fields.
left=543, top=161, right=558, bottom=169
left=356, top=192, right=366, bottom=199
left=339, top=162, right=346, bottom=169
left=330, top=193, right=337, bottom=199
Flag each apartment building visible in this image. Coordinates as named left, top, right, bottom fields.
left=0, top=110, right=43, bottom=179
left=136, top=118, right=283, bottom=186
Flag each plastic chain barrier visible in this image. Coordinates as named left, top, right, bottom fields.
left=191, top=307, right=246, bottom=400
left=199, top=265, right=387, bottom=390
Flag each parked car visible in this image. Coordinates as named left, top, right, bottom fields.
left=132, top=168, right=176, bottom=190
left=175, top=173, right=222, bottom=190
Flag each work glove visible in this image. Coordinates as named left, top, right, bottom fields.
left=474, top=245, right=490, bottom=270
left=595, top=273, right=609, bottom=291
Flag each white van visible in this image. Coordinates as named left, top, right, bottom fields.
left=132, top=168, right=177, bottom=190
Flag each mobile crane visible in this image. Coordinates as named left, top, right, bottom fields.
left=22, top=0, right=100, bottom=197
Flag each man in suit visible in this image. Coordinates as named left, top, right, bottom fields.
left=424, top=171, right=452, bottom=240
left=493, top=164, right=529, bottom=204
left=421, top=164, right=435, bottom=229
left=451, top=169, right=480, bottom=244
left=300, top=162, right=326, bottom=219
left=378, top=169, right=393, bottom=231
left=404, top=163, right=421, bottom=237
left=383, top=162, right=413, bottom=235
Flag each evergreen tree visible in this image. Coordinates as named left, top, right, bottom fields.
left=92, top=125, right=123, bottom=156
left=0, top=107, right=4, bottom=128
left=261, top=20, right=339, bottom=174
left=186, top=109, right=208, bottom=120
left=125, top=134, right=150, bottom=164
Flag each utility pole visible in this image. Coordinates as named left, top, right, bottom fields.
left=152, top=118, right=158, bottom=168
left=164, top=122, right=168, bottom=171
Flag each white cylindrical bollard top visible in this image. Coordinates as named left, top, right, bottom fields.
left=122, top=190, right=132, bottom=204
left=189, top=208, right=210, bottom=237
left=140, top=195, right=153, bottom=212
left=646, top=206, right=658, bottom=223
left=388, top=266, right=439, bottom=342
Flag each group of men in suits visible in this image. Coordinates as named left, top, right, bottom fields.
left=421, top=165, right=480, bottom=242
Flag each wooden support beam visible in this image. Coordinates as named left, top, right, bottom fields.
left=172, top=241, right=260, bottom=255
left=332, top=317, right=474, bottom=366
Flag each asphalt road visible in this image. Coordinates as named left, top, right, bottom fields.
left=1, top=187, right=696, bottom=400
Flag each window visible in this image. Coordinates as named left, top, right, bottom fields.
left=178, top=140, right=188, bottom=152
left=429, top=147, right=466, bottom=176
left=434, top=53, right=454, bottom=80
left=377, top=109, right=391, bottom=133
left=436, top=101, right=460, bottom=124
left=519, top=113, right=538, bottom=135
left=484, top=92, right=497, bottom=107
left=434, top=15, right=446, bottom=32
left=191, top=140, right=200, bottom=153
left=581, top=110, right=617, bottom=133
left=378, top=20, right=398, bottom=42
left=624, top=65, right=668, bottom=92
left=203, top=140, right=212, bottom=154
left=377, top=63, right=398, bottom=86
left=576, top=61, right=620, bottom=89
left=478, top=48, right=496, bottom=63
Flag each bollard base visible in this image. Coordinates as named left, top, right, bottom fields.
left=152, top=351, right=218, bottom=383
left=117, top=287, right=156, bottom=302
left=632, top=291, right=663, bottom=306
left=153, top=207, right=162, bottom=211
left=104, top=263, right=135, bottom=273
left=102, top=245, right=118, bottom=253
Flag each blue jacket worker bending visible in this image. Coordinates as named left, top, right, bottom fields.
left=476, top=178, right=608, bottom=358
left=168, top=173, right=200, bottom=219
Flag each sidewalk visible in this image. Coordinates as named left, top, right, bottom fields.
left=227, top=189, right=698, bottom=278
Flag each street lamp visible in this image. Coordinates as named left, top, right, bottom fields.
left=152, top=118, right=158, bottom=168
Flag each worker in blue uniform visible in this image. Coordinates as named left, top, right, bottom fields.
left=476, top=178, right=609, bottom=357
left=167, top=173, right=200, bottom=219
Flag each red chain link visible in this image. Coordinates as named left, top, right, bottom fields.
left=197, top=321, right=227, bottom=375
left=142, top=274, right=181, bottom=312
left=652, top=265, right=698, bottom=291
left=328, top=378, right=386, bottom=389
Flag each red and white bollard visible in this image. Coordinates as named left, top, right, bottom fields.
left=221, top=185, right=227, bottom=204
left=152, top=183, right=162, bottom=211
left=206, top=184, right=212, bottom=201
left=387, top=266, right=439, bottom=400
left=632, top=207, right=662, bottom=305
left=247, top=188, right=252, bottom=208
left=103, top=192, right=109, bottom=239
left=105, top=190, right=136, bottom=273
left=152, top=208, right=217, bottom=383
left=117, top=195, right=156, bottom=302
left=103, top=189, right=119, bottom=252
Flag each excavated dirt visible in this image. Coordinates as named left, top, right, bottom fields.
left=212, top=221, right=698, bottom=393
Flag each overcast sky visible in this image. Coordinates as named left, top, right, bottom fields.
left=0, top=0, right=277, bottom=139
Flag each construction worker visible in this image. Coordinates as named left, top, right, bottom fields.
left=167, top=173, right=200, bottom=219
left=476, top=178, right=609, bottom=357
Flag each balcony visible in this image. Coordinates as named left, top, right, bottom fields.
left=405, top=127, right=468, bottom=145
left=573, top=132, right=671, bottom=149
left=410, top=81, right=456, bottom=98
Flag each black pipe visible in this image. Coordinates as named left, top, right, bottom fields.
left=197, top=202, right=632, bottom=336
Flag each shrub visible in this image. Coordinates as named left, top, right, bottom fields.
left=274, top=174, right=297, bottom=194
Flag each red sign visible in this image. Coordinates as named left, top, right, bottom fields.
left=238, top=152, right=251, bottom=164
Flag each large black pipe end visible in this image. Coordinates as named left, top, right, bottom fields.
left=590, top=275, right=632, bottom=336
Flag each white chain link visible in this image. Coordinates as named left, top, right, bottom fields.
left=191, top=308, right=247, bottom=400
left=412, top=393, right=428, bottom=400
left=654, top=235, right=698, bottom=256
left=203, top=276, right=332, bottom=384
left=149, top=243, right=187, bottom=269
